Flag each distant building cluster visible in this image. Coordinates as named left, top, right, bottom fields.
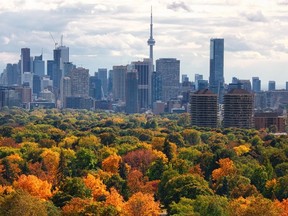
left=0, top=10, right=288, bottom=132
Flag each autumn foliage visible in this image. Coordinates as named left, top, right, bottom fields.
left=124, top=192, right=161, bottom=216
left=13, top=174, right=52, bottom=199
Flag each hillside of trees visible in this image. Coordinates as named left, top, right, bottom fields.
left=0, top=107, right=287, bottom=215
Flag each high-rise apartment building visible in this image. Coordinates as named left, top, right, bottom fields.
left=268, top=81, right=276, bottom=91
left=252, top=77, right=261, bottom=92
left=223, top=89, right=254, bottom=128
left=190, top=89, right=218, bottom=128
left=68, top=67, right=89, bottom=97
left=112, top=65, right=127, bottom=102
left=209, top=38, right=224, bottom=103
left=156, top=58, right=180, bottom=102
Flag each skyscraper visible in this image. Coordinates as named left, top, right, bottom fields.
left=126, top=70, right=138, bottom=114
left=268, top=81, right=276, bottom=91
left=131, top=60, right=150, bottom=110
left=156, top=58, right=180, bottom=102
left=112, top=65, right=127, bottom=102
left=21, top=48, right=31, bottom=85
left=33, top=54, right=45, bottom=77
left=21, top=48, right=31, bottom=73
left=195, top=74, right=203, bottom=90
left=252, top=77, right=261, bottom=92
left=209, top=38, right=224, bottom=103
left=98, top=68, right=108, bottom=97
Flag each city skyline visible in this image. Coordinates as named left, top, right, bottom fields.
left=1, top=1, right=288, bottom=88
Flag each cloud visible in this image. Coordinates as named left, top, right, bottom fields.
left=240, top=10, right=267, bottom=22
left=278, top=0, right=288, bottom=5
left=167, top=1, right=191, bottom=12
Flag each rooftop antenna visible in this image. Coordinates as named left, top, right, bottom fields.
left=49, top=32, right=58, bottom=49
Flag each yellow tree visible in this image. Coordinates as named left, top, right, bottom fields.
left=212, top=158, right=236, bottom=182
left=62, top=197, right=92, bottom=215
left=41, top=149, right=60, bottom=184
left=228, top=196, right=281, bottom=216
left=13, top=174, right=52, bottom=199
left=83, top=174, right=109, bottom=201
left=105, top=187, right=124, bottom=213
left=124, top=192, right=160, bottom=216
left=102, top=154, right=122, bottom=174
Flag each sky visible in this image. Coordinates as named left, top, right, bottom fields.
left=1, top=0, right=288, bottom=89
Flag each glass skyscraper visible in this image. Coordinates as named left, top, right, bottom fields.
left=209, top=38, right=224, bottom=103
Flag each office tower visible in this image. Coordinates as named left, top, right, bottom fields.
left=62, top=76, right=71, bottom=107
left=22, top=72, right=33, bottom=90
left=268, top=81, right=276, bottom=91
left=63, top=62, right=75, bottom=76
left=33, top=54, right=45, bottom=77
left=126, top=70, right=138, bottom=114
left=62, top=77, right=71, bottom=98
left=182, top=74, right=188, bottom=83
left=108, top=70, right=113, bottom=96
left=147, top=7, right=155, bottom=69
left=33, top=75, right=41, bottom=96
left=209, top=38, right=224, bottom=103
left=39, top=89, right=55, bottom=102
left=190, top=89, right=218, bottom=128
left=156, top=58, right=180, bottom=102
left=195, top=74, right=203, bottom=90
left=0, top=87, right=22, bottom=108
left=252, top=77, right=261, bottom=92
left=68, top=67, right=89, bottom=97
left=152, top=71, right=162, bottom=103
left=198, top=80, right=209, bottom=90
left=6, top=63, right=19, bottom=86
left=21, top=48, right=31, bottom=84
left=98, top=68, right=108, bottom=97
left=112, top=65, right=127, bottom=102
left=49, top=44, right=69, bottom=106
left=41, top=76, right=53, bottom=91
left=47, top=60, right=54, bottom=79
left=286, top=82, right=288, bottom=91
left=89, top=75, right=102, bottom=100
left=223, top=89, right=254, bottom=128
left=21, top=48, right=31, bottom=73
left=131, top=60, right=151, bottom=110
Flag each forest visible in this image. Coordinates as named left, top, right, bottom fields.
left=0, top=107, right=287, bottom=216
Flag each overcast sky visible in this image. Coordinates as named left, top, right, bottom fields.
left=1, top=0, right=288, bottom=89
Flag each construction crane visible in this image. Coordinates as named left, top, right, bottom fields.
left=49, top=32, right=58, bottom=49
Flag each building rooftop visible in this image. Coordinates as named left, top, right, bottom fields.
left=194, top=89, right=216, bottom=95
left=227, top=88, right=251, bottom=94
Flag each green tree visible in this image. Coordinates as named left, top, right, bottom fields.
left=161, top=174, right=213, bottom=207
left=0, top=190, right=49, bottom=216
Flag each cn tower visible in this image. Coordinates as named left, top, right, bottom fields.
left=147, top=7, right=155, bottom=67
